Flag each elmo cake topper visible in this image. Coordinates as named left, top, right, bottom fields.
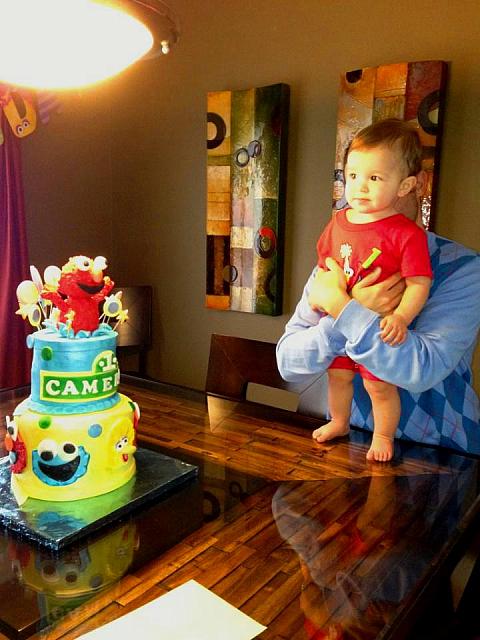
left=41, top=255, right=113, bottom=334
left=15, top=256, right=128, bottom=337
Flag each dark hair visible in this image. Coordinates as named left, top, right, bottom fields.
left=347, top=118, right=423, bottom=176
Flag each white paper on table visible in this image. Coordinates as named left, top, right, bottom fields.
left=79, top=579, right=267, bottom=640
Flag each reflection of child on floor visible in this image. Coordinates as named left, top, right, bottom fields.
left=311, top=119, right=432, bottom=462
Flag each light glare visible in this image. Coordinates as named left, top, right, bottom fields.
left=0, top=0, right=154, bottom=89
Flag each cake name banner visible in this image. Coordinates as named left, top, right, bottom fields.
left=39, top=351, right=119, bottom=403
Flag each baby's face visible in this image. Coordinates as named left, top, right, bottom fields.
left=344, top=145, right=409, bottom=217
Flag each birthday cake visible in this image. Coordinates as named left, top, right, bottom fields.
left=6, top=255, right=139, bottom=506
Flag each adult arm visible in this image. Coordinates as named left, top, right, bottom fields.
left=276, top=261, right=407, bottom=382
left=277, top=255, right=480, bottom=393
left=335, top=258, right=480, bottom=392
left=276, top=268, right=347, bottom=382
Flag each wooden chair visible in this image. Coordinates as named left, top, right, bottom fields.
left=113, top=286, right=153, bottom=378
left=205, top=333, right=329, bottom=419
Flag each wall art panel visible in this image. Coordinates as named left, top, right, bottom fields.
left=333, top=61, right=447, bottom=229
left=206, top=83, right=289, bottom=315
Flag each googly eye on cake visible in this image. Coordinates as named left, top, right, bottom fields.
left=6, top=255, right=140, bottom=506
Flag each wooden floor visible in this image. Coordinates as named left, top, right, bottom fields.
left=1, top=381, right=479, bottom=640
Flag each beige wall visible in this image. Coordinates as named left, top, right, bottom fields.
left=23, top=88, right=115, bottom=268
left=22, top=0, right=480, bottom=392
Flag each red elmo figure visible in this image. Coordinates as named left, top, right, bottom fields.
left=41, top=255, right=114, bottom=334
left=5, top=417, right=27, bottom=474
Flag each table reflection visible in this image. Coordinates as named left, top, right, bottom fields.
left=0, top=479, right=203, bottom=639
left=272, top=454, right=478, bottom=640
left=3, top=522, right=138, bottom=630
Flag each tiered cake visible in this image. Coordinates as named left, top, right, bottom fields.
left=7, top=255, right=138, bottom=506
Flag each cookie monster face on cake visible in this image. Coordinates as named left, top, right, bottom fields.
left=8, top=256, right=139, bottom=506
left=11, top=393, right=137, bottom=504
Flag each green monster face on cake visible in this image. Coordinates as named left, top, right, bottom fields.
left=7, top=256, right=139, bottom=506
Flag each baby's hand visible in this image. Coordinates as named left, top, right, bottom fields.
left=379, top=313, right=407, bottom=346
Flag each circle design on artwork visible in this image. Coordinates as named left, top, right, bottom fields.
left=418, top=90, right=440, bottom=136
left=233, top=139, right=262, bottom=167
left=88, top=423, right=103, bottom=438
left=346, top=69, right=363, bottom=84
left=264, top=269, right=276, bottom=303
left=222, top=264, right=238, bottom=283
left=38, top=416, right=52, bottom=429
left=247, top=139, right=262, bottom=158
left=207, top=112, right=227, bottom=149
left=41, top=347, right=53, bottom=361
left=254, top=227, right=277, bottom=258
left=233, top=147, right=250, bottom=167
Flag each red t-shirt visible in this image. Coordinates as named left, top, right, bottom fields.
left=317, top=208, right=433, bottom=289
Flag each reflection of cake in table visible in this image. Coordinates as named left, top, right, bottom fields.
left=7, top=255, right=139, bottom=506
left=11, top=522, right=138, bottom=597
left=8, top=521, right=138, bottom=627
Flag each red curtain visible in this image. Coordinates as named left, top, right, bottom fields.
left=0, top=112, right=31, bottom=389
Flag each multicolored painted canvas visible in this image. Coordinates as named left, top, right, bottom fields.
left=333, top=61, right=447, bottom=229
left=206, top=83, right=289, bottom=315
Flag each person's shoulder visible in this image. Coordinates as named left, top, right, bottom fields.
left=427, top=232, right=480, bottom=261
left=427, top=232, right=480, bottom=280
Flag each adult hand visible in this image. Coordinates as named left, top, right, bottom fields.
left=352, top=269, right=405, bottom=316
left=308, top=257, right=350, bottom=318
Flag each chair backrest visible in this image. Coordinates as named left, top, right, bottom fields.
left=113, top=286, right=152, bottom=349
left=112, top=286, right=153, bottom=377
left=206, top=333, right=329, bottom=419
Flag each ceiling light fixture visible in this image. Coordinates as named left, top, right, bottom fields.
left=0, top=0, right=179, bottom=91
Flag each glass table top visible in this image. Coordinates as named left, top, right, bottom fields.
left=1, top=382, right=480, bottom=640
left=0, top=448, right=197, bottom=549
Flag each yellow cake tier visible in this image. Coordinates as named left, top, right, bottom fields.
left=11, top=394, right=136, bottom=505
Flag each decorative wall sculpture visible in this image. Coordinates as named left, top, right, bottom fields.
left=333, top=61, right=447, bottom=229
left=206, top=83, right=289, bottom=315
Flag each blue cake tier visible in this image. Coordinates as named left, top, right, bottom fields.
left=25, top=328, right=120, bottom=415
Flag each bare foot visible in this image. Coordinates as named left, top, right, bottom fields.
left=312, top=421, right=350, bottom=443
left=366, top=433, right=394, bottom=462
